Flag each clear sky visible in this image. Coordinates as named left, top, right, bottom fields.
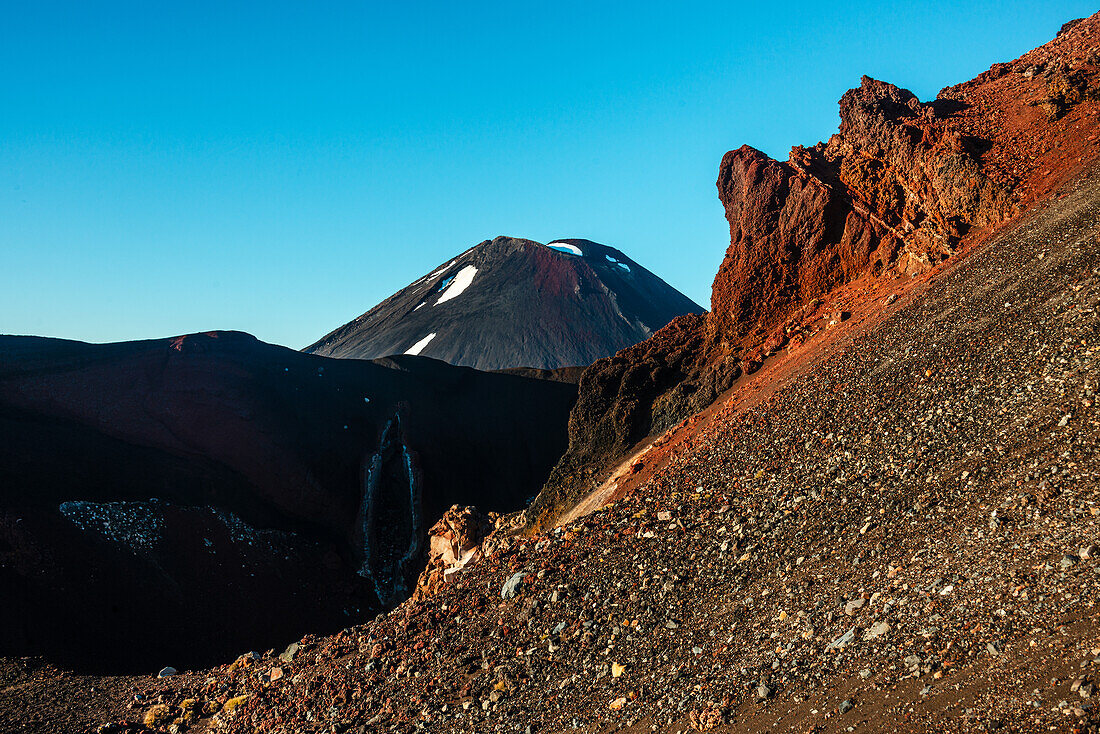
left=2, top=1, right=1092, bottom=349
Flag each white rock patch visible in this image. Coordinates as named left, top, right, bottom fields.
left=59, top=500, right=164, bottom=554
left=404, top=332, right=437, bottom=356
left=436, top=265, right=478, bottom=305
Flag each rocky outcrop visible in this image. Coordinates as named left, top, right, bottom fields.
left=525, top=314, right=738, bottom=531
left=413, top=505, right=494, bottom=601
left=711, top=75, right=1012, bottom=349
left=528, top=14, right=1100, bottom=531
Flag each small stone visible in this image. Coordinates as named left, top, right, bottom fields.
left=987, top=640, right=1004, bottom=656
left=502, top=572, right=525, bottom=600
left=611, top=663, right=626, bottom=678
left=756, top=684, right=772, bottom=700
left=864, top=621, right=891, bottom=640
left=609, top=697, right=627, bottom=710
left=260, top=667, right=283, bottom=683
left=279, top=642, right=299, bottom=663
left=1079, top=545, right=1096, bottom=560
left=844, top=598, right=866, bottom=616
left=839, top=699, right=854, bottom=713
left=1061, top=554, right=1078, bottom=569
left=157, top=667, right=177, bottom=678
left=827, top=626, right=856, bottom=651
left=859, top=669, right=872, bottom=679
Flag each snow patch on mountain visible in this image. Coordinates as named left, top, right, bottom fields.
left=604, top=253, right=632, bottom=273
left=436, top=265, right=478, bottom=305
left=404, top=332, right=437, bottom=356
left=426, top=259, right=457, bottom=282
left=548, top=242, right=583, bottom=256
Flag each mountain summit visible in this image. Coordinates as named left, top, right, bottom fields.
left=305, top=236, right=705, bottom=370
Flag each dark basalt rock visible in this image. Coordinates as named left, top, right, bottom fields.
left=526, top=314, right=738, bottom=531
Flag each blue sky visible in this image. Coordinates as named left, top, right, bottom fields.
left=1, top=1, right=1092, bottom=348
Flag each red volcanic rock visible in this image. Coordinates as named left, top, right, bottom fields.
left=709, top=13, right=1100, bottom=358
left=531, top=14, right=1100, bottom=530
left=712, top=145, right=861, bottom=348
left=711, top=76, right=1011, bottom=349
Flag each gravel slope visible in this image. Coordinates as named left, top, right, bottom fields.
left=88, top=154, right=1100, bottom=734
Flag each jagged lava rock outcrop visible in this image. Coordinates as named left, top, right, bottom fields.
left=305, top=237, right=704, bottom=371
left=529, top=14, right=1100, bottom=530
left=0, top=332, right=576, bottom=671
left=412, top=505, right=494, bottom=601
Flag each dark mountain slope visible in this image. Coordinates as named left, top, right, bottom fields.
left=0, top=331, right=576, bottom=671
left=305, top=236, right=705, bottom=371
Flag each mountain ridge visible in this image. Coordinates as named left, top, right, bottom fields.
left=305, top=236, right=705, bottom=371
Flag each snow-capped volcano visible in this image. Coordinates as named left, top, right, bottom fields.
left=305, top=236, right=705, bottom=370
